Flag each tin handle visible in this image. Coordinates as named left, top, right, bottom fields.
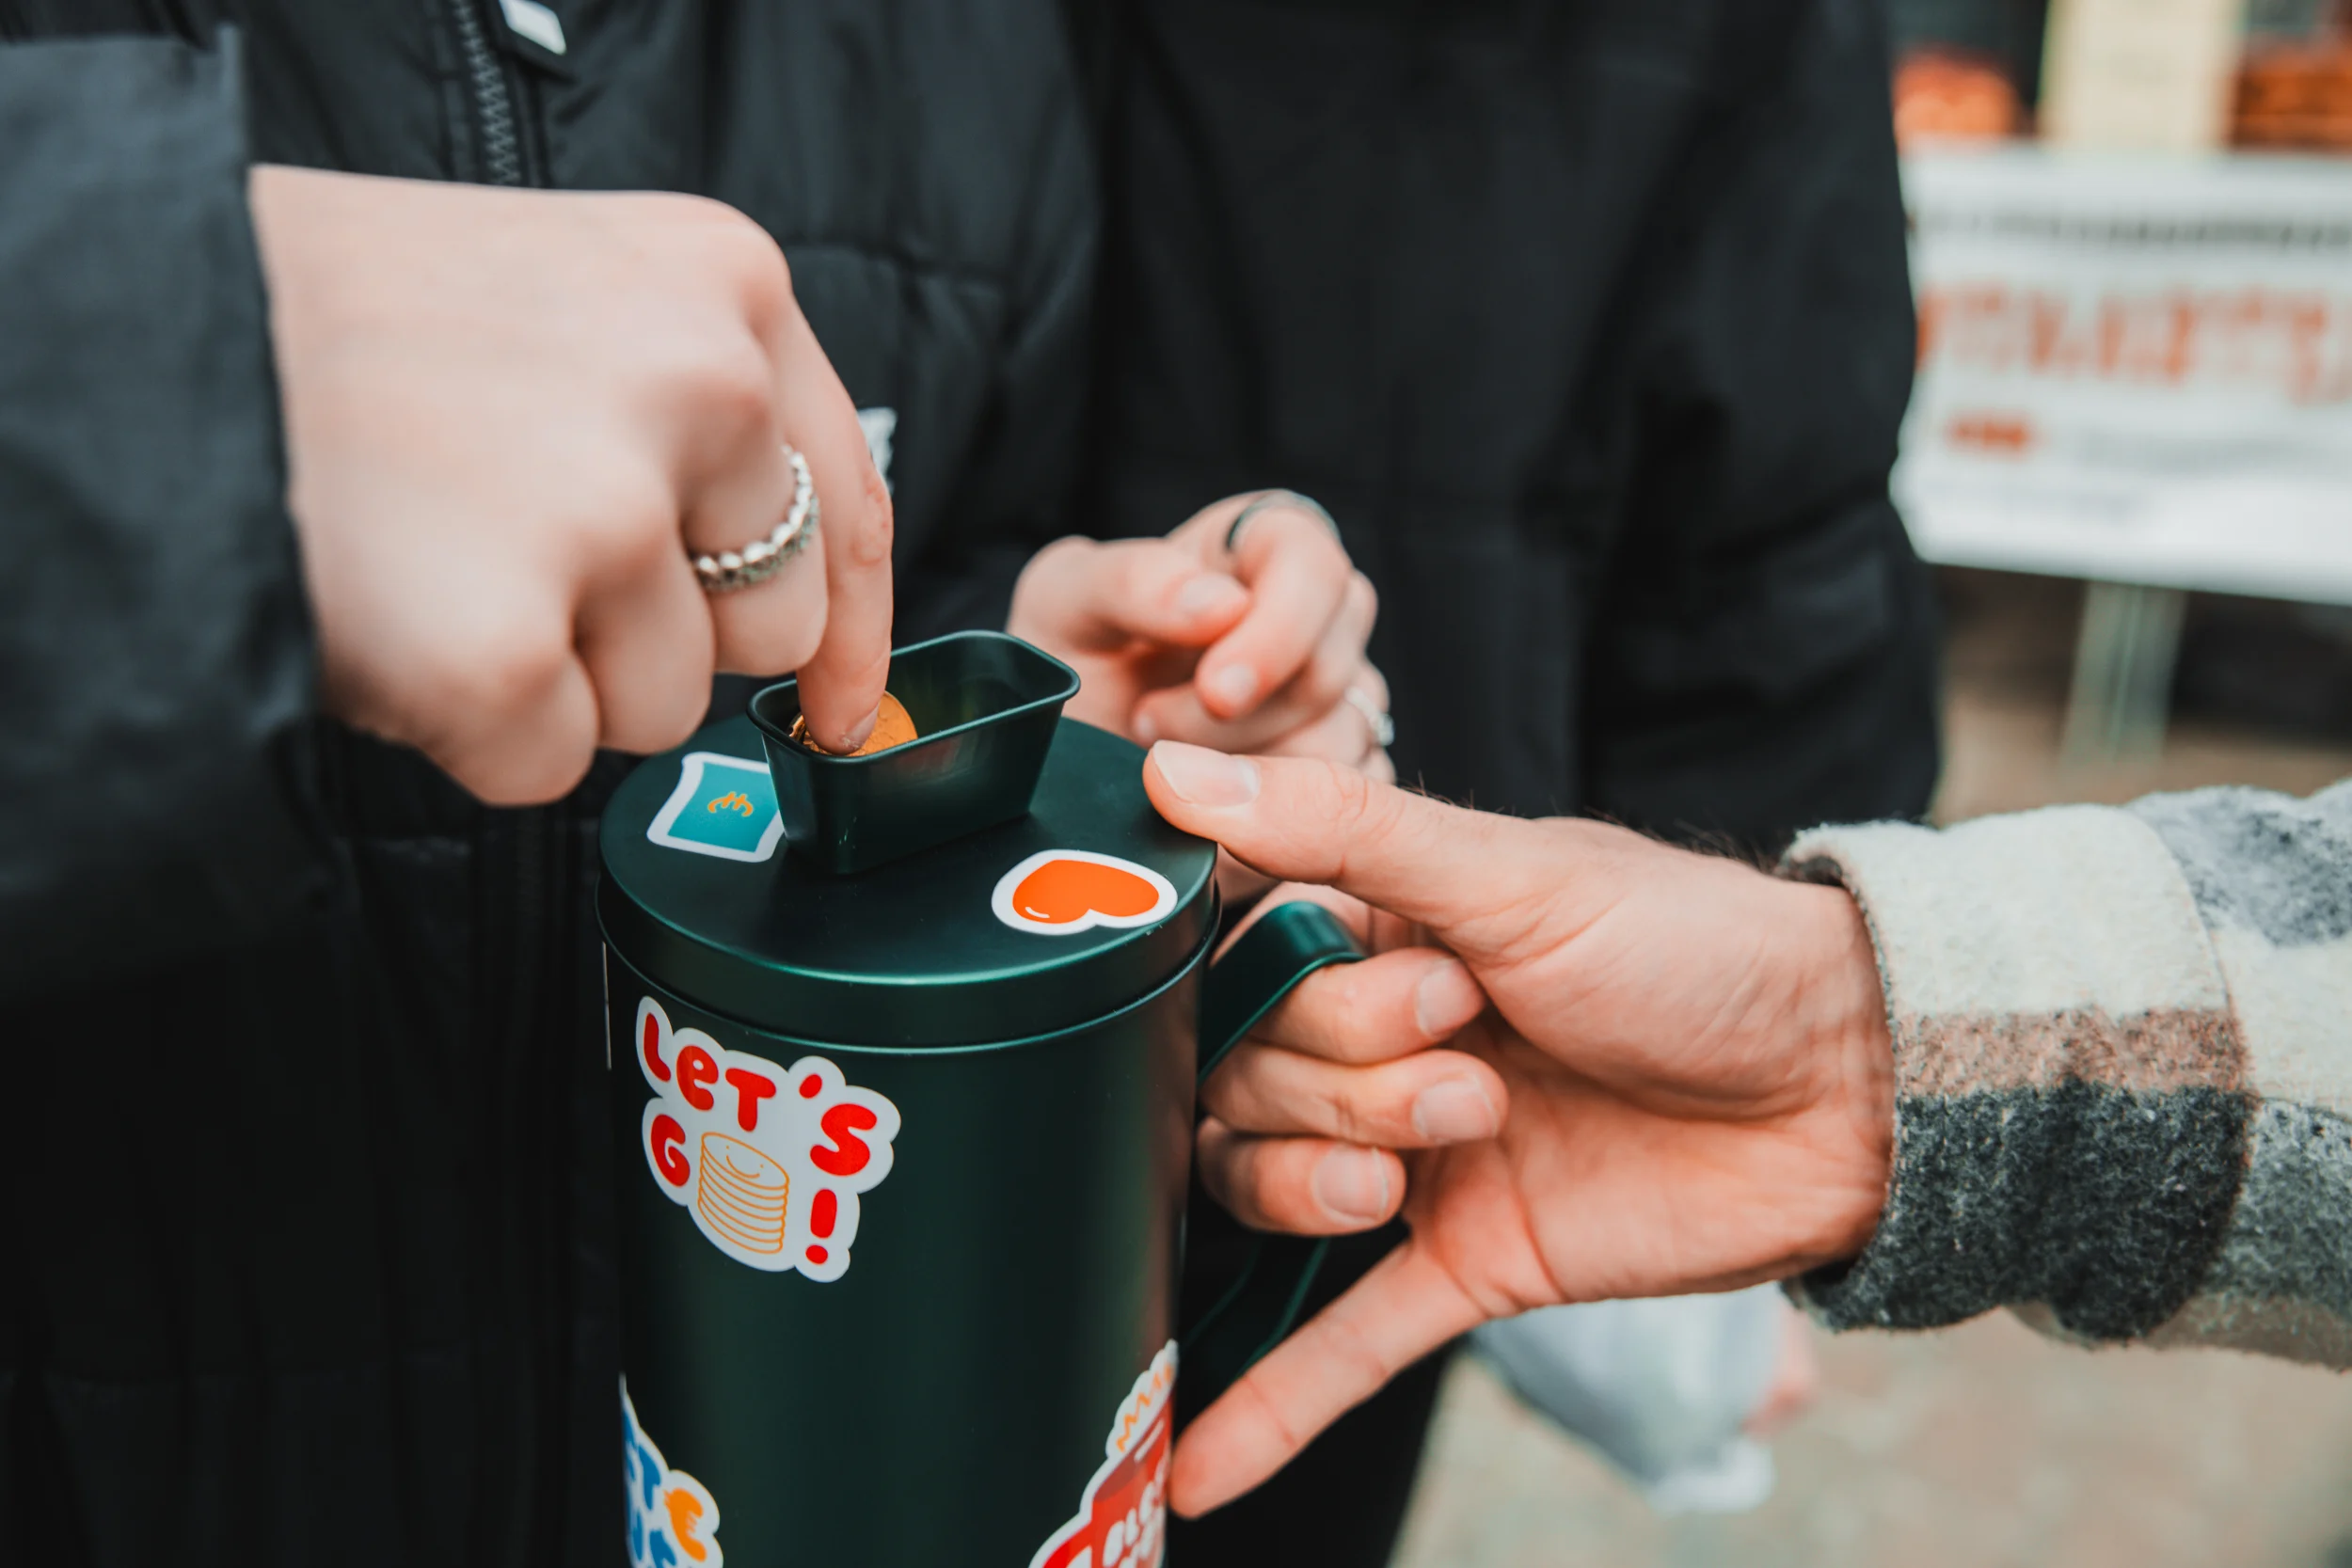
left=1182, top=899, right=1365, bottom=1413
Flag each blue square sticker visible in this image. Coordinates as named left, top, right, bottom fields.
left=645, top=752, right=785, bottom=863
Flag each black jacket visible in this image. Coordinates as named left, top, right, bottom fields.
left=1087, top=8, right=1940, bottom=1560
left=1088, top=0, right=1940, bottom=838
left=0, top=5, right=1090, bottom=1563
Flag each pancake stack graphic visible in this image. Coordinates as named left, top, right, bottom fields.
left=696, top=1132, right=790, bottom=1255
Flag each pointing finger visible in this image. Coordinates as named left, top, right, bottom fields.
left=767, top=288, right=893, bottom=752
left=1170, top=1240, right=1486, bottom=1517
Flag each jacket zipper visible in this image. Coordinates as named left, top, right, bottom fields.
left=450, top=0, right=526, bottom=186
left=444, top=0, right=555, bottom=1064
left=444, top=6, right=568, bottom=1553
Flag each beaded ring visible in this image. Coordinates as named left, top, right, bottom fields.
left=693, top=446, right=818, bottom=594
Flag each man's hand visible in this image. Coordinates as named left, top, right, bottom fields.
left=250, top=166, right=894, bottom=803
left=1009, top=493, right=1390, bottom=781
left=1141, top=742, right=1896, bottom=1516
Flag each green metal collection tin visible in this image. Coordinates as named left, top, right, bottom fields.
left=598, top=633, right=1354, bottom=1568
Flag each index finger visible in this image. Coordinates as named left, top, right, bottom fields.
left=1181, top=499, right=1357, bottom=721
left=1143, top=744, right=1552, bottom=957
left=771, top=292, right=894, bottom=752
left=1169, top=1240, right=1486, bottom=1516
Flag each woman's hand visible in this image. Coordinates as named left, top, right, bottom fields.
left=1140, top=742, right=1896, bottom=1516
left=1008, top=493, right=1391, bottom=782
left=252, top=166, right=893, bottom=802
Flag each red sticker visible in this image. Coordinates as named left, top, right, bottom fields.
left=1028, top=1342, right=1177, bottom=1568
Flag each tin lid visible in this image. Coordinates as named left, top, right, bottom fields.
left=597, top=715, right=1218, bottom=1048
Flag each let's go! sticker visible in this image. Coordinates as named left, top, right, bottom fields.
left=634, top=997, right=900, bottom=1280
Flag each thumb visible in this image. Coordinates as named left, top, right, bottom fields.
left=1142, top=743, right=1547, bottom=950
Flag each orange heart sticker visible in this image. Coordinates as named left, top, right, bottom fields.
left=992, top=850, right=1179, bottom=936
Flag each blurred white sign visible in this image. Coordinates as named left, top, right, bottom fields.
left=1895, top=147, right=2352, bottom=603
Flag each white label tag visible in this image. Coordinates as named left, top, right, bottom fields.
left=499, top=0, right=567, bottom=55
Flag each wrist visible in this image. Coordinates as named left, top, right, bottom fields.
left=1790, top=884, right=1896, bottom=1268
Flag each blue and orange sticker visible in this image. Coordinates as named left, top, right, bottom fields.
left=646, top=752, right=783, bottom=863
left=624, top=1381, right=723, bottom=1568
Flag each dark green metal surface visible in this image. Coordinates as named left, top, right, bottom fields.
left=610, top=955, right=1200, bottom=1566
left=599, top=694, right=1361, bottom=1566
left=600, top=713, right=1216, bottom=1048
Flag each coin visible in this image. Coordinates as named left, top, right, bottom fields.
left=790, top=691, right=918, bottom=757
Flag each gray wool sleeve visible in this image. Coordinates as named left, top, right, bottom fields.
left=1781, top=784, right=2352, bottom=1365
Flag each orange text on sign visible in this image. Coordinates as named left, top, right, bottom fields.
left=1916, top=282, right=2352, bottom=404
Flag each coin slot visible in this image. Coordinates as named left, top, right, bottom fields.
left=748, top=630, right=1082, bottom=875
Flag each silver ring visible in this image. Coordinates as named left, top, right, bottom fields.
left=694, top=446, right=819, bottom=594
left=1343, top=686, right=1394, bottom=750
left=1226, top=489, right=1340, bottom=555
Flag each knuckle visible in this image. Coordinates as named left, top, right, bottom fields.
left=426, top=619, right=575, bottom=728
left=1311, top=524, right=1354, bottom=575
left=620, top=686, right=711, bottom=756
left=716, top=603, right=825, bottom=679
left=1323, top=978, right=1378, bottom=1057
left=834, top=477, right=896, bottom=568
left=1199, top=1054, right=1248, bottom=1121
left=1016, top=535, right=1097, bottom=610
left=1327, top=760, right=1375, bottom=830
left=581, top=485, right=680, bottom=579
left=472, top=740, right=595, bottom=807
left=701, top=198, right=790, bottom=290
left=1324, top=763, right=1387, bottom=879
left=1116, top=545, right=1165, bottom=606
left=1268, top=513, right=1348, bottom=576
left=1195, top=1123, right=1259, bottom=1221
left=1034, top=534, right=1094, bottom=578
left=1327, top=1089, right=1376, bottom=1146
left=698, top=342, right=778, bottom=440
left=664, top=195, right=795, bottom=332
left=1298, top=643, right=1356, bottom=709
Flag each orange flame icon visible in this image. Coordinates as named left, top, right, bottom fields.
left=707, top=791, right=755, bottom=816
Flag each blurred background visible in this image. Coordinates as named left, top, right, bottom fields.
left=1391, top=2, right=2352, bottom=1561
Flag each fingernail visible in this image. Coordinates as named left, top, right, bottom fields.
left=1311, top=1147, right=1392, bottom=1226
left=1413, top=958, right=1485, bottom=1039
left=1149, top=741, right=1260, bottom=808
left=1204, top=664, right=1259, bottom=710
left=837, top=709, right=878, bottom=751
left=1174, top=574, right=1247, bottom=620
left=1131, top=708, right=1161, bottom=744
left=1410, top=1078, right=1500, bottom=1143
